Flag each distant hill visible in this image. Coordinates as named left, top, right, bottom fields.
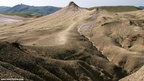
left=0, top=4, right=61, bottom=16
left=139, top=6, right=144, bottom=9
left=89, top=6, right=141, bottom=12
left=0, top=6, right=11, bottom=13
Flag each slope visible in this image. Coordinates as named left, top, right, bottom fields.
left=119, top=65, right=144, bottom=81
left=79, top=10, right=144, bottom=73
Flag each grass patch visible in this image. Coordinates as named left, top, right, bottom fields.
left=89, top=6, right=141, bottom=12
left=3, top=13, right=36, bottom=18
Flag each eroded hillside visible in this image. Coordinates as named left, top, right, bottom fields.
left=0, top=2, right=144, bottom=81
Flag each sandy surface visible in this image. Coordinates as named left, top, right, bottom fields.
left=120, top=65, right=144, bottom=81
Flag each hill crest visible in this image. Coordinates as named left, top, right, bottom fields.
left=0, top=4, right=61, bottom=16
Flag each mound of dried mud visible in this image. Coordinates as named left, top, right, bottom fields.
left=0, top=2, right=144, bottom=81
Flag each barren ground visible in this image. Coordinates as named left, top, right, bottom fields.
left=0, top=2, right=144, bottom=81
left=0, top=14, right=31, bottom=26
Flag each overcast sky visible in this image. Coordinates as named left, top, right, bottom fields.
left=0, top=0, right=143, bottom=7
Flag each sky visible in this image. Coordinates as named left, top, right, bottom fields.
left=0, top=0, right=143, bottom=8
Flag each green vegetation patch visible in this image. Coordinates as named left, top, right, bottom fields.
left=89, top=6, right=141, bottom=12
left=3, top=13, right=35, bottom=18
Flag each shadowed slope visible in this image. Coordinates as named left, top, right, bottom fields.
left=0, top=41, right=125, bottom=81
